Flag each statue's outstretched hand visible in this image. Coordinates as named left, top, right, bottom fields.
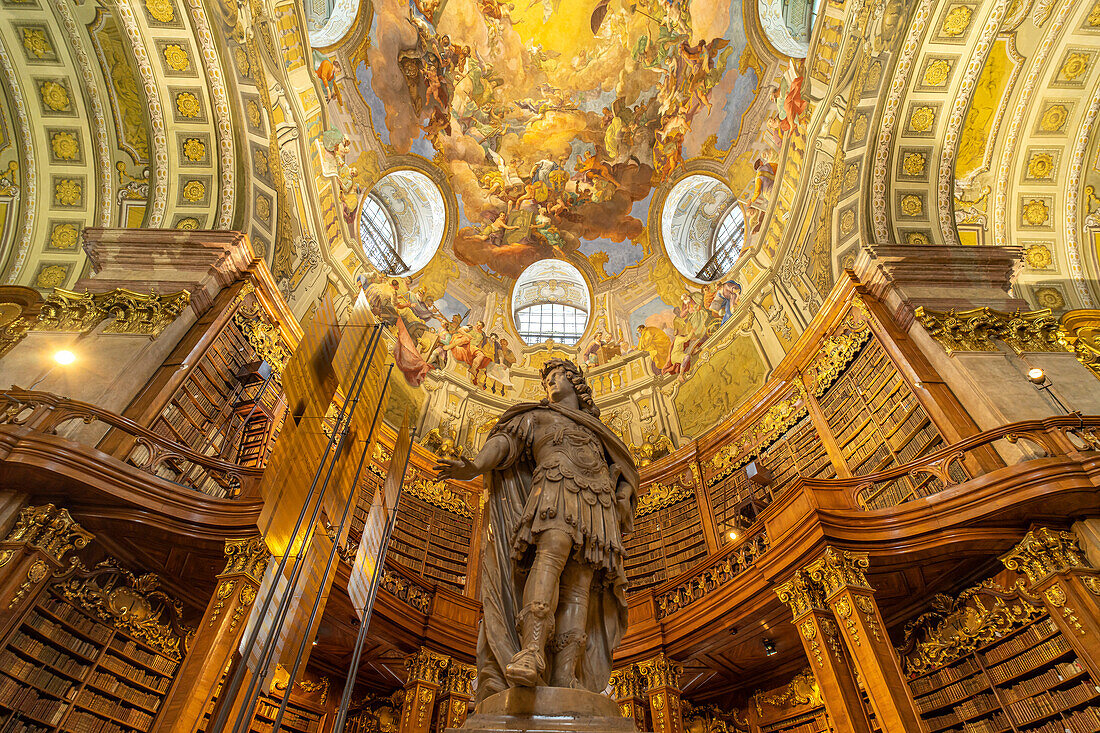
left=434, top=456, right=479, bottom=482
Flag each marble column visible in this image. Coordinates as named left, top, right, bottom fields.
left=153, top=537, right=271, bottom=733
left=399, top=647, right=451, bottom=733
left=637, top=653, right=684, bottom=733
left=806, top=548, right=927, bottom=733
left=775, top=570, right=873, bottom=733
left=1002, top=527, right=1100, bottom=679
left=610, top=665, right=649, bottom=731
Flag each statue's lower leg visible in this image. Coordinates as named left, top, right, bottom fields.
left=507, top=530, right=571, bottom=687
left=549, top=563, right=594, bottom=688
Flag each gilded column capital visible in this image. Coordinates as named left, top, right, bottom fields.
left=637, top=653, right=682, bottom=691
left=404, top=647, right=451, bottom=687
left=775, top=570, right=828, bottom=619
left=441, top=661, right=476, bottom=696
left=805, top=548, right=872, bottom=597
left=222, top=537, right=271, bottom=582
left=1001, top=527, right=1091, bottom=586
left=610, top=666, right=645, bottom=699
left=3, top=504, right=93, bottom=563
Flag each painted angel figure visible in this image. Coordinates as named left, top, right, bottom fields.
left=435, top=359, right=638, bottom=702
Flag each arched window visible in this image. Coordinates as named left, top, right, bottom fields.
left=698, top=204, right=746, bottom=282
left=358, top=195, right=403, bottom=275
left=511, top=260, right=591, bottom=346
left=358, top=170, right=445, bottom=276
left=660, top=174, right=738, bottom=283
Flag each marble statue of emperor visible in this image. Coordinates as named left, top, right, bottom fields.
left=436, top=358, right=638, bottom=703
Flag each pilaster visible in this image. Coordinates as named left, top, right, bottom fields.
left=435, top=661, right=475, bottom=733
left=805, top=548, right=927, bottom=732
left=1001, top=527, right=1100, bottom=679
left=637, top=653, right=684, bottom=733
left=775, top=570, right=872, bottom=733
left=0, top=504, right=93, bottom=642
left=153, top=537, right=271, bottom=733
left=610, top=665, right=649, bottom=731
left=399, top=647, right=451, bottom=733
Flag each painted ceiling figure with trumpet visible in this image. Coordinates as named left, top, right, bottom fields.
left=436, top=358, right=639, bottom=702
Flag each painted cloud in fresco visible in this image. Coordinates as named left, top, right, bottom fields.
left=349, top=0, right=760, bottom=278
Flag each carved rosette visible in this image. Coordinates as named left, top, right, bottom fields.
left=805, top=548, right=873, bottom=597
left=404, top=647, right=451, bottom=687
left=222, top=536, right=271, bottom=582
left=1000, top=527, right=1092, bottom=586
left=775, top=570, right=829, bottom=619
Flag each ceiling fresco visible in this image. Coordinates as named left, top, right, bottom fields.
left=334, top=0, right=765, bottom=279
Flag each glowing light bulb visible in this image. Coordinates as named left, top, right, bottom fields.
left=54, top=350, right=76, bottom=365
left=1027, top=367, right=1046, bottom=384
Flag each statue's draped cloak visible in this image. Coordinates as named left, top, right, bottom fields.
left=475, top=402, right=639, bottom=703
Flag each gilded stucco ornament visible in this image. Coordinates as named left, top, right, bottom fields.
left=222, top=536, right=270, bottom=581
left=636, top=653, right=682, bottom=691
left=1026, top=152, right=1055, bottom=179
left=922, top=59, right=950, bottom=86
left=657, top=530, right=769, bottom=619
left=1022, top=199, right=1049, bottom=226
left=914, top=306, right=1063, bottom=355
left=405, top=647, right=451, bottom=686
left=941, top=4, right=973, bottom=36
left=404, top=477, right=472, bottom=518
left=1059, top=310, right=1100, bottom=380
left=909, top=106, right=935, bottom=132
left=163, top=43, right=190, bottom=71
left=35, top=287, right=191, bottom=336
left=380, top=568, right=433, bottom=612
left=903, top=153, right=926, bottom=176
left=1024, top=244, right=1053, bottom=269
left=1000, top=527, right=1092, bottom=586
left=1039, top=104, right=1068, bottom=132
left=752, top=668, right=823, bottom=715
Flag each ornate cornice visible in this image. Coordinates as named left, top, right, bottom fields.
left=805, top=548, right=872, bottom=597
left=222, top=537, right=270, bottom=583
left=636, top=653, right=682, bottom=691
left=775, top=570, right=828, bottom=619
left=1000, top=527, right=1092, bottom=586
left=404, top=647, right=451, bottom=686
left=32, top=287, right=191, bottom=337
left=914, top=306, right=1063, bottom=355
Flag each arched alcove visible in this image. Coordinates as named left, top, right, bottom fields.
left=660, top=174, right=740, bottom=283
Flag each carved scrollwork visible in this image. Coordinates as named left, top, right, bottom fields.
left=380, top=567, right=433, bottom=613
left=804, top=547, right=872, bottom=596
left=1059, top=309, right=1100, bottom=382
left=708, top=388, right=808, bottom=484
left=775, top=570, right=828, bottom=619
left=915, top=306, right=1064, bottom=355
left=404, top=476, right=472, bottom=518
left=404, top=647, right=451, bottom=686
left=636, top=481, right=693, bottom=518
left=751, top=668, right=823, bottom=717
left=898, top=579, right=1043, bottom=676
left=3, top=504, right=93, bottom=563
left=636, top=653, right=682, bottom=691
left=1000, top=527, right=1093, bottom=586
left=233, top=304, right=290, bottom=379
left=55, top=558, right=191, bottom=660
left=656, top=531, right=769, bottom=619
left=222, top=537, right=270, bottom=582
left=609, top=666, right=645, bottom=699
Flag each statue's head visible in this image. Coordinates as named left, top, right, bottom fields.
left=540, top=358, right=599, bottom=417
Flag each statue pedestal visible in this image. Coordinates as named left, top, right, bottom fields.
left=450, top=687, right=640, bottom=733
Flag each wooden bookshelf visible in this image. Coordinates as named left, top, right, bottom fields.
left=818, top=339, right=944, bottom=506
left=386, top=494, right=473, bottom=593
left=908, top=615, right=1100, bottom=733
left=252, top=692, right=325, bottom=733
left=0, top=590, right=180, bottom=733
left=758, top=708, right=829, bottom=733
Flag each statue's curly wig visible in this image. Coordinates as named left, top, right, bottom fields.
left=540, top=358, right=600, bottom=418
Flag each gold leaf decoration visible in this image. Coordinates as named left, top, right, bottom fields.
left=163, top=43, right=190, bottom=71
left=1039, top=104, right=1068, bottom=132
left=1026, top=152, right=1054, bottom=179
left=54, top=179, right=82, bottom=206
left=51, top=131, right=79, bottom=161
left=145, top=0, right=174, bottom=23
left=1024, top=243, right=1052, bottom=269
left=39, top=80, right=70, bottom=112
left=182, top=180, right=206, bottom=202
left=941, top=4, right=973, bottom=36
left=923, top=59, right=950, bottom=86
left=50, top=223, right=80, bottom=249
left=175, top=92, right=201, bottom=118
left=183, top=138, right=206, bottom=162
left=1022, top=199, right=1049, bottom=226
left=903, top=153, right=926, bottom=177
left=909, top=106, right=935, bottom=132
left=21, top=28, right=51, bottom=59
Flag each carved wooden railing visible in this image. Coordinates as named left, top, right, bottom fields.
left=0, top=389, right=262, bottom=499
left=816, top=415, right=1100, bottom=510
left=654, top=526, right=770, bottom=620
